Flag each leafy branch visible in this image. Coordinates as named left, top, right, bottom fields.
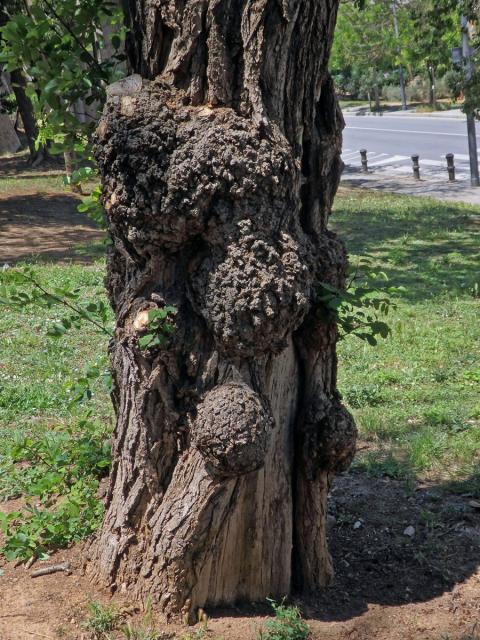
left=318, top=262, right=405, bottom=346
left=138, top=306, right=178, bottom=350
left=0, top=266, right=113, bottom=337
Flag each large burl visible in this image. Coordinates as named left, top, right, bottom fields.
left=87, top=0, right=356, bottom=618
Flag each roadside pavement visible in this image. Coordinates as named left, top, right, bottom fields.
left=341, top=163, right=480, bottom=205
left=342, top=106, right=465, bottom=120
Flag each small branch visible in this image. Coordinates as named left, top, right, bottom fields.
left=41, top=0, right=105, bottom=76
left=22, top=273, right=113, bottom=337
left=31, top=561, right=71, bottom=578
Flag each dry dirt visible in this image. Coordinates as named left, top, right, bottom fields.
left=0, top=155, right=479, bottom=640
left=1, top=474, right=479, bottom=640
left=0, top=155, right=104, bottom=264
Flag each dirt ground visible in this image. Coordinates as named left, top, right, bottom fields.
left=0, top=474, right=479, bottom=640
left=0, top=155, right=104, bottom=263
left=0, top=156, right=478, bottom=639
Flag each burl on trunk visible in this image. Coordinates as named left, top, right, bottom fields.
left=86, top=0, right=356, bottom=618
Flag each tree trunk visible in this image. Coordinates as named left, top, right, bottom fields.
left=86, top=0, right=356, bottom=619
left=0, top=2, right=46, bottom=165
left=9, top=69, right=47, bottom=165
left=428, top=65, right=436, bottom=108
left=374, top=84, right=381, bottom=111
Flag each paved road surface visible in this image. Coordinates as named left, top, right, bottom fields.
left=342, top=114, right=479, bottom=178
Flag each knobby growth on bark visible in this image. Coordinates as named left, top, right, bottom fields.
left=87, top=0, right=357, bottom=619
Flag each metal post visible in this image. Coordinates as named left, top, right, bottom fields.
left=446, top=154, right=455, bottom=181
left=462, top=16, right=480, bottom=187
left=411, top=154, right=420, bottom=180
left=360, top=149, right=368, bottom=173
left=392, top=0, right=407, bottom=110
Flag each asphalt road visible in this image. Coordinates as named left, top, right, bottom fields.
left=342, top=113, right=479, bottom=173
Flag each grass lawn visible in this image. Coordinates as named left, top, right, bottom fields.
left=0, top=182, right=478, bottom=560
left=333, top=187, right=480, bottom=492
left=0, top=152, right=65, bottom=195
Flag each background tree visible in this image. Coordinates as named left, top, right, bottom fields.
left=331, top=0, right=461, bottom=108
left=331, top=0, right=402, bottom=108
left=86, top=0, right=356, bottom=620
left=405, top=0, right=460, bottom=107
left=0, top=1, right=44, bottom=164
left=0, top=0, right=125, bottom=172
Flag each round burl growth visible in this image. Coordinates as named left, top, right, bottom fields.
left=95, top=86, right=298, bottom=253
left=193, top=224, right=312, bottom=357
left=302, top=395, right=357, bottom=477
left=192, top=383, right=273, bottom=477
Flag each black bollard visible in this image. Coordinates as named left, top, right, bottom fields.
left=446, top=153, right=455, bottom=182
left=360, top=149, right=368, bottom=173
left=411, top=154, right=420, bottom=180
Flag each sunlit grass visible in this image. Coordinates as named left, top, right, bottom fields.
left=334, top=188, right=480, bottom=491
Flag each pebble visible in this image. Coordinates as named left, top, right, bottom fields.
left=327, top=515, right=337, bottom=528
left=403, top=525, right=415, bottom=537
left=353, top=520, right=363, bottom=530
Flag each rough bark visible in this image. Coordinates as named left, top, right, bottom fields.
left=87, top=0, right=356, bottom=619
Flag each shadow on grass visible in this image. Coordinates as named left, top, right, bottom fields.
left=332, top=188, right=479, bottom=301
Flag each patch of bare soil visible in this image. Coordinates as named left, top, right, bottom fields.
left=0, top=192, right=104, bottom=264
left=0, top=154, right=104, bottom=264
left=1, top=473, right=479, bottom=640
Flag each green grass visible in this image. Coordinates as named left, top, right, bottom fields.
left=0, top=177, right=479, bottom=563
left=82, top=600, right=120, bottom=639
left=0, top=261, right=111, bottom=428
left=0, top=260, right=113, bottom=559
left=0, top=173, right=65, bottom=195
left=339, top=99, right=370, bottom=109
left=333, top=188, right=480, bottom=492
left=258, top=600, right=309, bottom=640
left=0, top=151, right=65, bottom=194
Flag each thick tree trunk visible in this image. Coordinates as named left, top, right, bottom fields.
left=87, top=0, right=356, bottom=619
left=374, top=84, right=381, bottom=111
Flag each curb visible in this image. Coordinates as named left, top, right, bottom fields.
left=342, top=108, right=465, bottom=121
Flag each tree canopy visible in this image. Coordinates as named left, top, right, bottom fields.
left=331, top=0, right=463, bottom=106
left=0, top=0, right=125, bottom=161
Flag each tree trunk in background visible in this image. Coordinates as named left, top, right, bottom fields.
left=428, top=65, right=436, bottom=108
left=9, top=69, right=47, bottom=165
left=374, top=84, right=381, bottom=111
left=0, top=3, right=46, bottom=165
left=87, top=0, right=356, bottom=619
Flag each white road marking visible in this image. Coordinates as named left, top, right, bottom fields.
left=343, top=114, right=467, bottom=124
left=343, top=152, right=388, bottom=163
left=346, top=126, right=473, bottom=137
left=367, top=154, right=409, bottom=167
left=342, top=152, right=362, bottom=160
left=419, top=159, right=444, bottom=167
